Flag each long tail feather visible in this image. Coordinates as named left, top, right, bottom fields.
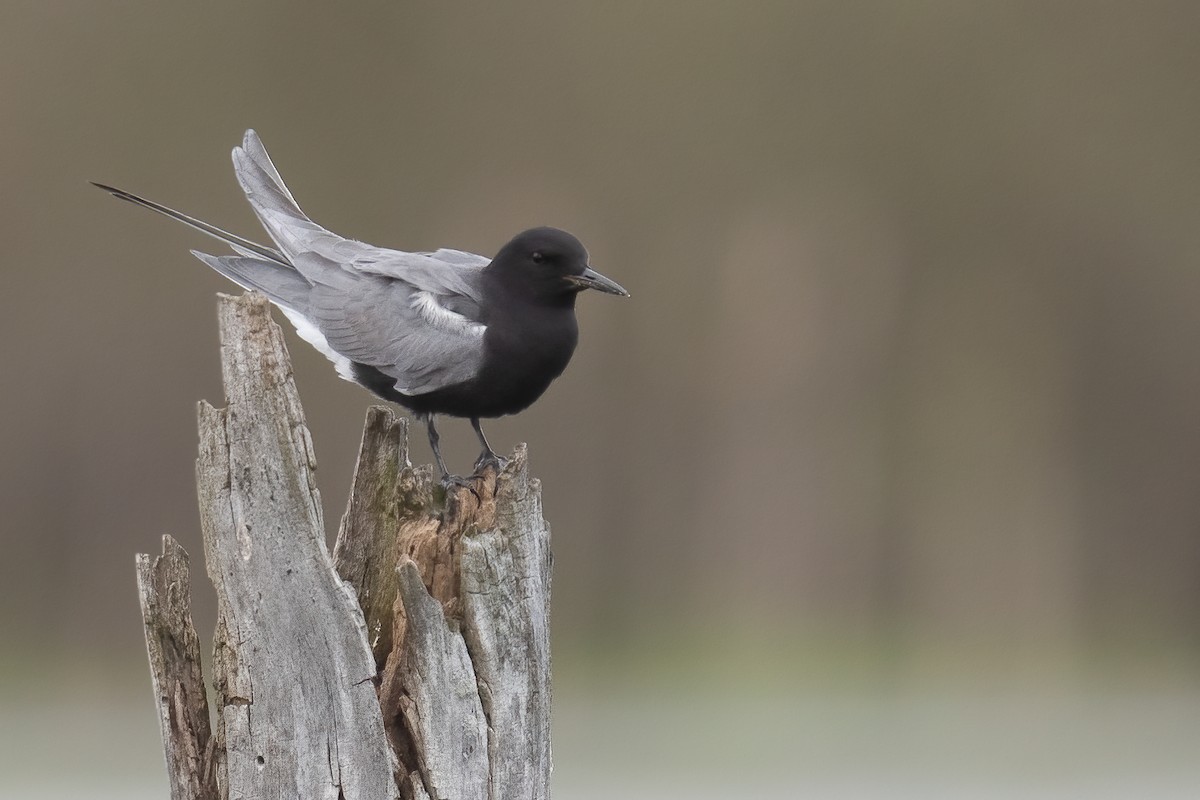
left=90, top=181, right=290, bottom=267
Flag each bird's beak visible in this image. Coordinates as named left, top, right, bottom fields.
left=565, top=266, right=630, bottom=297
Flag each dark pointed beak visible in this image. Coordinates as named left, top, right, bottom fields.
left=565, top=266, right=630, bottom=297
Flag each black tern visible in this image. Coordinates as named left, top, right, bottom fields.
left=94, top=130, right=628, bottom=482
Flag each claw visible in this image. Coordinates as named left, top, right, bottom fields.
left=473, top=450, right=509, bottom=474
left=440, top=471, right=482, bottom=502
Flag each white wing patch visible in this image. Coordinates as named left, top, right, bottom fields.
left=279, top=307, right=356, bottom=381
left=411, top=291, right=486, bottom=337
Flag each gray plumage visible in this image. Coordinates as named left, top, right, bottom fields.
left=94, top=129, right=630, bottom=480
left=189, top=130, right=491, bottom=396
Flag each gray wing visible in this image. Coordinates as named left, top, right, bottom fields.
left=189, top=251, right=313, bottom=312
left=307, top=278, right=486, bottom=396
left=224, top=130, right=489, bottom=395
left=232, top=129, right=487, bottom=301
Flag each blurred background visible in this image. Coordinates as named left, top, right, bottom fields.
left=3, top=2, right=1199, bottom=797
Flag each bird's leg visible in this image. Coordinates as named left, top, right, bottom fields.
left=471, top=417, right=507, bottom=473
left=423, top=414, right=452, bottom=478
left=424, top=414, right=479, bottom=496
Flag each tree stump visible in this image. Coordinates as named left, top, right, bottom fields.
left=136, top=292, right=553, bottom=800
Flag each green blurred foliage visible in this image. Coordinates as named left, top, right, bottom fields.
left=2, top=2, right=1200, bottom=793
left=5, top=0, right=1200, bottom=670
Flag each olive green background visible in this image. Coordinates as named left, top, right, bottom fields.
left=2, top=3, right=1199, bottom=797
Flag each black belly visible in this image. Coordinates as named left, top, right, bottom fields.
left=351, top=357, right=565, bottom=419
left=350, top=306, right=580, bottom=419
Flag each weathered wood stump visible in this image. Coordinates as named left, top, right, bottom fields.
left=136, top=293, right=553, bottom=800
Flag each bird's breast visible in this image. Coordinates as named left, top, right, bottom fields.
left=473, top=309, right=579, bottom=416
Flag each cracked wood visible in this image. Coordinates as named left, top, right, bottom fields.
left=335, top=412, right=554, bottom=800
left=196, top=293, right=396, bottom=799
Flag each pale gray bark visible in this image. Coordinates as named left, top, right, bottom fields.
left=332, top=407, right=411, bottom=667
left=136, top=292, right=553, bottom=800
left=136, top=534, right=217, bottom=800
left=195, top=293, right=397, bottom=800
left=459, top=453, right=553, bottom=800
left=335, top=414, right=554, bottom=800
left=394, top=559, right=490, bottom=798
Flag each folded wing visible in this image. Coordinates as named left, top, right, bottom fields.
left=199, top=130, right=491, bottom=396
left=307, top=278, right=486, bottom=396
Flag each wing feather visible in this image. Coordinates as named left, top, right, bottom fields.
left=306, top=280, right=485, bottom=395
left=101, top=131, right=493, bottom=398
left=233, top=130, right=489, bottom=302
left=200, top=130, right=492, bottom=396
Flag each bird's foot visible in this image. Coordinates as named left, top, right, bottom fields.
left=440, top=471, right=482, bottom=502
left=473, top=449, right=509, bottom=475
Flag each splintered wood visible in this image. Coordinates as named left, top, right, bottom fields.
left=136, top=292, right=553, bottom=800
left=135, top=535, right=217, bottom=800
left=334, top=407, right=553, bottom=800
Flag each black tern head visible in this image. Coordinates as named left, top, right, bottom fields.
left=489, top=226, right=629, bottom=302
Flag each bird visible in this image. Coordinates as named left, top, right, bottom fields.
left=93, top=129, right=628, bottom=483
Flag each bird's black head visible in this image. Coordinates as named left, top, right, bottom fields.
left=488, top=226, right=628, bottom=304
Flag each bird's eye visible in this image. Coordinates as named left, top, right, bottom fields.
left=530, top=251, right=545, bottom=264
